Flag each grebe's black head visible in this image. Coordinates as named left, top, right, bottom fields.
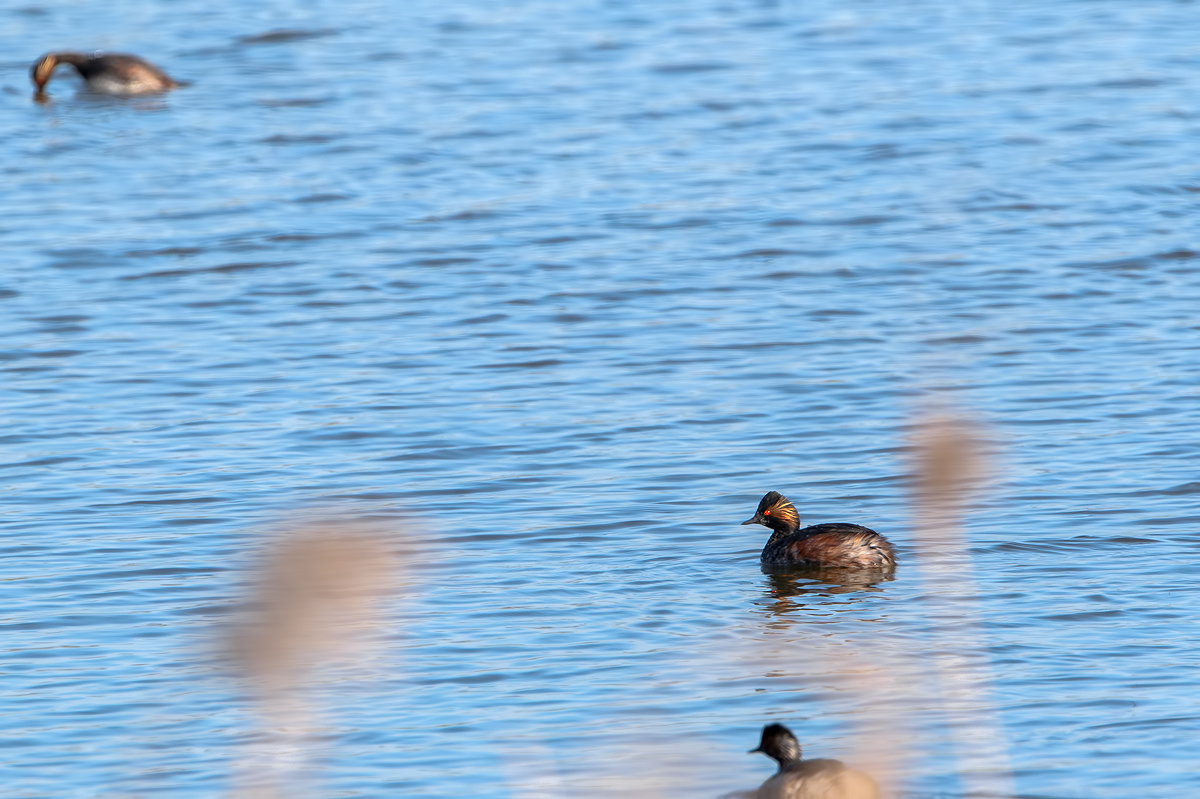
left=750, top=723, right=803, bottom=767
left=741, top=491, right=800, bottom=534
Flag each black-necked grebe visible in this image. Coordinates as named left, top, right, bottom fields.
left=31, top=52, right=180, bottom=95
left=750, top=723, right=879, bottom=799
left=742, top=491, right=895, bottom=570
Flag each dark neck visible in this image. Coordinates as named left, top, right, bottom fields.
left=769, top=748, right=802, bottom=771
left=51, top=52, right=92, bottom=68
left=764, top=518, right=801, bottom=546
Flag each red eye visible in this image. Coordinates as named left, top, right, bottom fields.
left=763, top=509, right=771, bottom=516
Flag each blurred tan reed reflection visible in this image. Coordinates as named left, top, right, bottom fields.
left=226, top=515, right=408, bottom=799
left=908, top=413, right=1013, bottom=798
left=505, top=736, right=714, bottom=799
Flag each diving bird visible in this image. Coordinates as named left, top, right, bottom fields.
left=31, top=52, right=180, bottom=95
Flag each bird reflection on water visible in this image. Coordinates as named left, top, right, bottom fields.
left=760, top=569, right=893, bottom=615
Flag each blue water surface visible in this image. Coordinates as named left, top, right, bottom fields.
left=2, top=1, right=1199, bottom=796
